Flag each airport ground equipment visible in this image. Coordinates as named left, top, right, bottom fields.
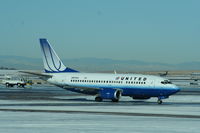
left=1, top=78, right=26, bottom=88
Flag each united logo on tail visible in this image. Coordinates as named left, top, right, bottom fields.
left=39, top=39, right=78, bottom=73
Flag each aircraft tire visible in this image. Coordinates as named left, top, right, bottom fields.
left=112, top=99, right=119, bottom=102
left=5, top=83, right=9, bottom=87
left=17, top=83, right=21, bottom=88
left=157, top=99, right=163, bottom=104
left=95, top=97, right=103, bottom=102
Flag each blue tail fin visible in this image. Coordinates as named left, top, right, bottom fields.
left=39, top=39, right=79, bottom=73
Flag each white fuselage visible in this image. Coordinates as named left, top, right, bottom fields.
left=46, top=72, right=179, bottom=97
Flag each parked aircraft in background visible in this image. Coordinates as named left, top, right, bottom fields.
left=159, top=71, right=168, bottom=77
left=22, top=39, right=180, bottom=104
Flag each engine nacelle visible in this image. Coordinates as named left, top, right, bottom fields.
left=99, top=88, right=122, bottom=100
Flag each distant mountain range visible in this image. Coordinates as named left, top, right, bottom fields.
left=1, top=55, right=200, bottom=72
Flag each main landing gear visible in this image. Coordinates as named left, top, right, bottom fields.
left=95, top=96, right=103, bottom=102
left=95, top=96, right=119, bottom=102
left=111, top=99, right=119, bottom=102
left=157, top=99, right=163, bottom=104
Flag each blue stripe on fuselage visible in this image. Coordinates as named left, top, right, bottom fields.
left=64, top=84, right=179, bottom=97
left=122, top=87, right=179, bottom=97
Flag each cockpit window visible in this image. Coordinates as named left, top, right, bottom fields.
left=161, top=80, right=172, bottom=84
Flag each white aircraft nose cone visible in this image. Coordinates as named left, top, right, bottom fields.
left=172, top=85, right=180, bottom=93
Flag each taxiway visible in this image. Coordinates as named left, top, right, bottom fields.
left=0, top=85, right=200, bottom=133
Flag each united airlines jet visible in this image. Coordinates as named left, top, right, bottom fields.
left=24, top=39, right=180, bottom=104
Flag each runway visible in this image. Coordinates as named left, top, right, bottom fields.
left=0, top=85, right=200, bottom=133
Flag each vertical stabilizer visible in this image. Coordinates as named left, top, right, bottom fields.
left=39, top=39, right=78, bottom=73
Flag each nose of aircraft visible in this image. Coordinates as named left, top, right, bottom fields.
left=171, top=85, right=180, bottom=94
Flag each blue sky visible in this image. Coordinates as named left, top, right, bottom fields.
left=0, top=0, right=199, bottom=64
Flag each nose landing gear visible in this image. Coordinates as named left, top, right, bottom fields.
left=157, top=96, right=168, bottom=104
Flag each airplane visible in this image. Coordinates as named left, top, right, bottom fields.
left=22, top=39, right=180, bottom=104
left=159, top=71, right=168, bottom=77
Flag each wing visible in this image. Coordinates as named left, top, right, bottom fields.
left=63, top=84, right=122, bottom=96
left=62, top=84, right=100, bottom=95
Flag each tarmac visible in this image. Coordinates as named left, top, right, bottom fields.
left=0, top=85, right=200, bottom=133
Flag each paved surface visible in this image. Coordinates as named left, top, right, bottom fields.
left=0, top=85, right=200, bottom=133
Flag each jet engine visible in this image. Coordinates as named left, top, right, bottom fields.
left=99, top=88, right=122, bottom=102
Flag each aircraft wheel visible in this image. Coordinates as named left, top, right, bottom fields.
left=95, top=97, right=103, bottom=102
left=112, top=99, right=119, bottom=102
left=17, top=83, right=21, bottom=88
left=5, top=83, right=9, bottom=87
left=157, top=99, right=163, bottom=104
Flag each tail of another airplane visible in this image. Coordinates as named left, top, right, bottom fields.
left=39, top=39, right=78, bottom=73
